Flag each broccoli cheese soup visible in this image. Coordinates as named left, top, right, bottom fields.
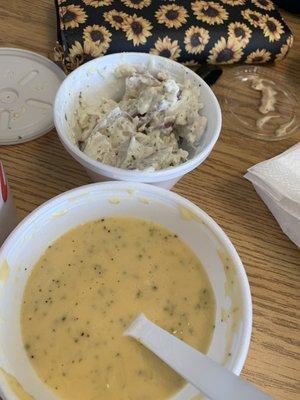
left=21, top=217, right=215, bottom=400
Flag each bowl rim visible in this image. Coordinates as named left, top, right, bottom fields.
left=53, top=52, right=222, bottom=182
left=0, top=181, right=252, bottom=392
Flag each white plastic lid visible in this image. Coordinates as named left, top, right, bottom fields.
left=0, top=48, right=66, bottom=145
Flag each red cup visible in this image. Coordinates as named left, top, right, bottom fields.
left=0, top=162, right=17, bottom=245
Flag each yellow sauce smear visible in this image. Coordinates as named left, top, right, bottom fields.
left=178, top=205, right=204, bottom=225
left=0, top=260, right=9, bottom=282
left=109, top=198, right=120, bottom=205
left=21, top=217, right=215, bottom=400
left=0, top=368, right=35, bottom=400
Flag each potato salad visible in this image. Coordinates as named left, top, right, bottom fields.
left=73, top=65, right=207, bottom=171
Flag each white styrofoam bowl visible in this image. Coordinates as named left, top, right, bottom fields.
left=0, top=182, right=251, bottom=400
left=54, top=53, right=222, bottom=189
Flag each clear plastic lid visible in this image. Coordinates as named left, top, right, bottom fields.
left=0, top=48, right=65, bottom=145
left=219, top=66, right=298, bottom=141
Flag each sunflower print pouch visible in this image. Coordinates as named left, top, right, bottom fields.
left=54, top=0, right=293, bottom=73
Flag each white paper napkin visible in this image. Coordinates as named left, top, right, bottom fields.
left=245, top=143, right=300, bottom=248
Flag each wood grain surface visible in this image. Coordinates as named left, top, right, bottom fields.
left=0, top=2, right=299, bottom=399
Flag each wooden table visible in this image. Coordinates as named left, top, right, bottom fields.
left=1, top=2, right=299, bottom=399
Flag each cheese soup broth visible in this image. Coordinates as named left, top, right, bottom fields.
left=21, top=217, right=215, bottom=400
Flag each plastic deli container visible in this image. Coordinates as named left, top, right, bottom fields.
left=0, top=182, right=251, bottom=400
left=54, top=53, right=222, bottom=189
left=0, top=162, right=17, bottom=245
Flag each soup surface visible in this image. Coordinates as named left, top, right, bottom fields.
left=21, top=217, right=215, bottom=400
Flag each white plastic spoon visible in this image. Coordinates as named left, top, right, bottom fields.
left=124, top=314, right=273, bottom=400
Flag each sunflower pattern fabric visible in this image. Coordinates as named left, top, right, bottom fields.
left=54, top=0, right=293, bottom=72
